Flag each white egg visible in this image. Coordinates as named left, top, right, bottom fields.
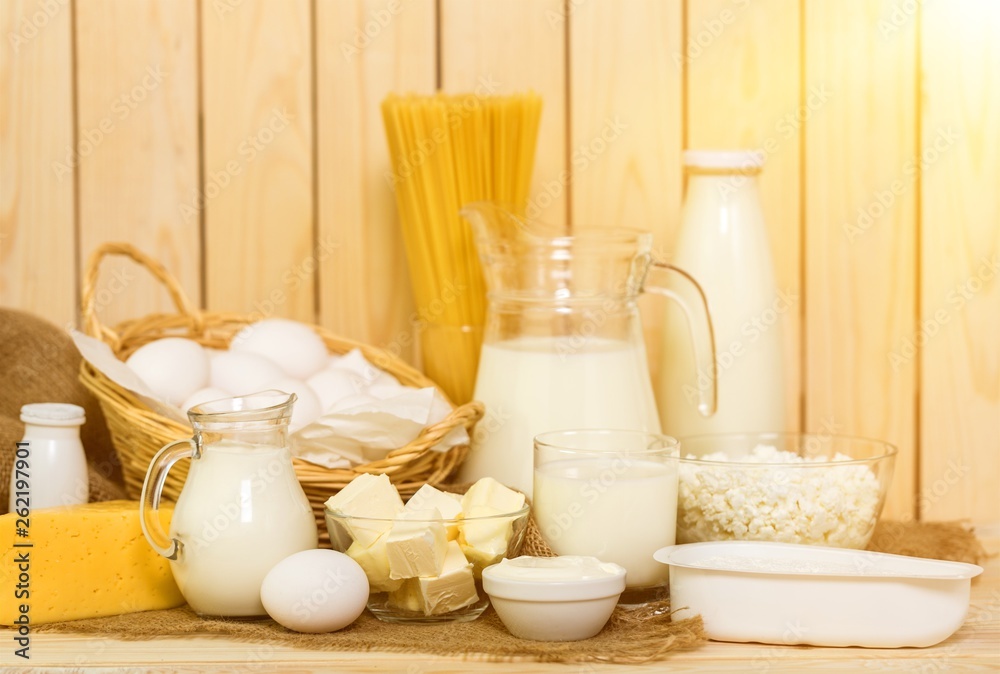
left=260, top=549, right=368, bottom=633
left=231, top=319, right=328, bottom=380
left=210, top=351, right=284, bottom=395
left=266, top=377, right=322, bottom=432
left=329, top=393, right=379, bottom=413
left=180, top=387, right=231, bottom=413
left=125, top=338, right=209, bottom=406
left=307, top=368, right=369, bottom=412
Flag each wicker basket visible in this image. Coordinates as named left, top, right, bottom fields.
left=79, top=242, right=483, bottom=532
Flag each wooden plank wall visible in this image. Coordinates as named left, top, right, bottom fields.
left=1, top=0, right=997, bottom=525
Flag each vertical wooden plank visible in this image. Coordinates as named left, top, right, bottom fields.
left=75, top=0, right=200, bottom=326
left=0, top=0, right=75, bottom=326
left=686, top=0, right=802, bottom=432
left=315, top=0, right=435, bottom=363
left=568, top=0, right=683, bottom=381
left=921, top=0, right=1000, bottom=524
left=804, top=0, right=917, bottom=519
left=201, top=0, right=314, bottom=321
left=440, top=0, right=567, bottom=227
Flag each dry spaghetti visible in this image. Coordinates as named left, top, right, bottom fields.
left=382, top=92, right=542, bottom=404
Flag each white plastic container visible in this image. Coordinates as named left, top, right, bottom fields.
left=483, top=556, right=626, bottom=641
left=658, top=150, right=786, bottom=437
left=654, top=541, right=983, bottom=648
left=9, top=403, right=89, bottom=511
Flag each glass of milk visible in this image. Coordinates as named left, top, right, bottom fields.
left=533, top=429, right=679, bottom=605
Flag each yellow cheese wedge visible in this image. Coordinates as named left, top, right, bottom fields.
left=0, top=500, right=185, bottom=625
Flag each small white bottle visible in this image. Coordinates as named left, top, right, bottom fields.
left=9, top=403, right=90, bottom=511
left=657, top=150, right=787, bottom=437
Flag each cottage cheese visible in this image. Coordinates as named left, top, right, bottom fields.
left=677, top=445, right=881, bottom=548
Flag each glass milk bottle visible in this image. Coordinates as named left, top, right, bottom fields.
left=658, top=150, right=787, bottom=437
left=141, top=390, right=318, bottom=617
left=9, top=403, right=89, bottom=511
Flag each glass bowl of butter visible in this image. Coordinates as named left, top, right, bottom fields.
left=324, top=474, right=530, bottom=623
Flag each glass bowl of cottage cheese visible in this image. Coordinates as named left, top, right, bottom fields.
left=676, top=433, right=896, bottom=549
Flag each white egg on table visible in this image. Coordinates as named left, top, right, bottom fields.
left=125, top=338, right=209, bottom=406
left=266, top=377, right=322, bottom=432
left=180, top=387, right=231, bottom=413
left=260, top=549, right=369, bottom=633
left=307, top=368, right=369, bottom=412
left=231, top=319, right=328, bottom=380
left=210, top=351, right=284, bottom=395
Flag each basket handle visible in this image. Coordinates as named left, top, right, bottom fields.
left=81, top=242, right=203, bottom=348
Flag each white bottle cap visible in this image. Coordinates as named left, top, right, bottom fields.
left=21, top=403, right=86, bottom=426
left=683, top=149, right=764, bottom=172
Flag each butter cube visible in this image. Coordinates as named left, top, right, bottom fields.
left=0, top=501, right=184, bottom=624
left=458, top=478, right=524, bottom=572
left=406, top=485, right=463, bottom=539
left=388, top=541, right=479, bottom=615
left=461, top=476, right=525, bottom=514
left=459, top=505, right=518, bottom=571
left=346, top=532, right=401, bottom=593
left=324, top=473, right=404, bottom=547
left=385, top=509, right=448, bottom=579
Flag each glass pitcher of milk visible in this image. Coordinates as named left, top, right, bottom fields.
left=140, top=390, right=318, bottom=617
left=457, top=203, right=717, bottom=496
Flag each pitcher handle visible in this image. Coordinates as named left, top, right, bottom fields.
left=644, top=261, right=718, bottom=416
left=140, top=438, right=194, bottom=560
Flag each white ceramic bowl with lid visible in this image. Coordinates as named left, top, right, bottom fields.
left=482, top=555, right=626, bottom=641
left=655, top=541, right=983, bottom=648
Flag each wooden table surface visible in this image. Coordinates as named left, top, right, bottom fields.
left=7, top=536, right=999, bottom=673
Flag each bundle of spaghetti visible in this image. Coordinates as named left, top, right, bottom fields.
left=382, top=92, right=542, bottom=404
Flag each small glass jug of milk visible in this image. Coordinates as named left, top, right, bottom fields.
left=140, top=390, right=318, bottom=617
left=456, top=203, right=718, bottom=497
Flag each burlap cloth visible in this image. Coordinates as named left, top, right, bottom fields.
left=33, top=517, right=988, bottom=664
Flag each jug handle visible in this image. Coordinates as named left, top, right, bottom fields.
left=644, top=261, right=718, bottom=416
left=140, top=438, right=194, bottom=560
